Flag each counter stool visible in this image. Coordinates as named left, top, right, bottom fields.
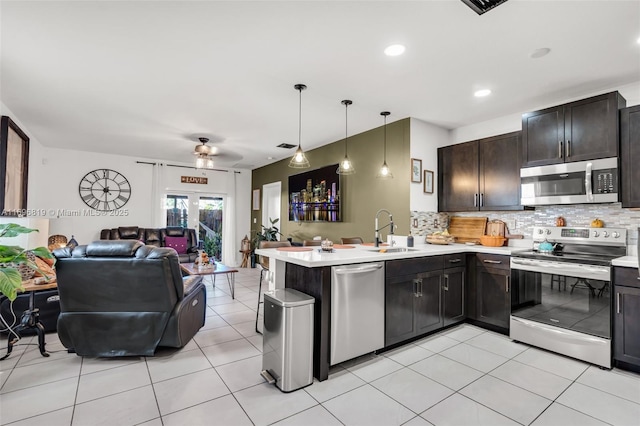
left=550, top=275, right=566, bottom=291
left=570, top=278, right=596, bottom=298
left=255, top=240, right=291, bottom=334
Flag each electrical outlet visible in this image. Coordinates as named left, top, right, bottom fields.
left=253, top=218, right=257, bottom=223
left=506, top=220, right=516, bottom=230
left=412, top=218, right=418, bottom=227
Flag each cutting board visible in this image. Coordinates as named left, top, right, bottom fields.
left=448, top=217, right=487, bottom=244
left=486, top=220, right=506, bottom=237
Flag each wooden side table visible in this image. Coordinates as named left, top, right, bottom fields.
left=239, top=250, right=252, bottom=268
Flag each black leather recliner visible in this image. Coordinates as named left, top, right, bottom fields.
left=53, top=240, right=206, bottom=357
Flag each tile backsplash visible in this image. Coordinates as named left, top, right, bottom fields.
left=412, top=203, right=639, bottom=252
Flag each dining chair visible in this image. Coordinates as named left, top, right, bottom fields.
left=340, top=237, right=364, bottom=244
left=302, top=240, right=321, bottom=246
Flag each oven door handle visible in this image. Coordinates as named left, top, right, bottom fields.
left=512, top=258, right=608, bottom=273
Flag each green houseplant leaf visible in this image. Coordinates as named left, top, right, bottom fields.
left=252, top=217, right=282, bottom=250
left=0, top=224, right=54, bottom=301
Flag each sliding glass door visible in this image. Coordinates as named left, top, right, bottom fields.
left=164, top=192, right=225, bottom=261
left=198, top=196, right=223, bottom=261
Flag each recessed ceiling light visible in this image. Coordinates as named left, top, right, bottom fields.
left=267, top=156, right=274, bottom=160
left=384, top=44, right=405, bottom=56
left=530, top=47, right=551, bottom=59
left=474, top=89, right=491, bottom=97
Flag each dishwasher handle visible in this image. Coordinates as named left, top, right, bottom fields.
left=333, top=264, right=383, bottom=274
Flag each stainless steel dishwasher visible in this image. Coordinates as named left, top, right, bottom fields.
left=330, top=262, right=385, bottom=365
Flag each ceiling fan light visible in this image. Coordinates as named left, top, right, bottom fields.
left=194, top=144, right=210, bottom=155
left=206, top=158, right=214, bottom=169
left=195, top=156, right=205, bottom=169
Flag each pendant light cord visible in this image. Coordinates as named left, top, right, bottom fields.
left=298, top=86, right=302, bottom=149
left=383, top=114, right=387, bottom=162
left=344, top=102, right=349, bottom=156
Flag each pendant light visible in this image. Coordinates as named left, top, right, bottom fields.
left=376, top=111, right=393, bottom=179
left=336, top=99, right=355, bottom=175
left=289, top=83, right=310, bottom=168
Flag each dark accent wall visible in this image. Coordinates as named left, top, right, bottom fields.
left=251, top=118, right=411, bottom=243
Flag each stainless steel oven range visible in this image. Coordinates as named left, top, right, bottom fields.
left=510, top=226, right=627, bottom=368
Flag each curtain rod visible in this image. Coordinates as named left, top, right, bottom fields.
left=136, top=161, right=241, bottom=173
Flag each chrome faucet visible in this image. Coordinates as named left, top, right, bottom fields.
left=375, top=209, right=394, bottom=247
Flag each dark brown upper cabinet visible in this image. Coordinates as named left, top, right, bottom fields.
left=620, top=105, right=640, bottom=208
left=438, top=131, right=522, bottom=212
left=522, top=92, right=626, bottom=168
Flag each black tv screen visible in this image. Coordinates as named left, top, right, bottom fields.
left=289, top=164, right=341, bottom=222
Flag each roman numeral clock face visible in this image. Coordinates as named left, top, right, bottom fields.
left=78, top=169, right=131, bottom=211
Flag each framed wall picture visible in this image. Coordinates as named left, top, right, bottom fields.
left=423, top=170, right=434, bottom=194
left=252, top=189, right=260, bottom=210
left=411, top=158, right=422, bottom=183
left=0, top=116, right=30, bottom=214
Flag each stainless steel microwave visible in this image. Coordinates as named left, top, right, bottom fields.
left=521, top=157, right=618, bottom=206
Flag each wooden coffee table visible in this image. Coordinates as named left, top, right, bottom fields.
left=180, top=262, right=238, bottom=299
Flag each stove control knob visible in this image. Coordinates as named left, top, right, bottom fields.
left=545, top=229, right=551, bottom=235
left=603, top=231, right=610, bottom=238
left=613, top=231, right=620, bottom=238
left=592, top=231, right=599, bottom=237
left=537, top=229, right=544, bottom=235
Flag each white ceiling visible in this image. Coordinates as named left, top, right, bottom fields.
left=2, top=0, right=639, bottom=169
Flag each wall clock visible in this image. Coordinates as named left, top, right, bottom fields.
left=78, top=169, right=131, bottom=211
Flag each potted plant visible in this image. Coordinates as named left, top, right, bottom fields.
left=0, top=223, right=54, bottom=301
left=250, top=217, right=282, bottom=267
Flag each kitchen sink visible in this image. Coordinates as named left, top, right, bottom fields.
left=366, top=247, right=420, bottom=253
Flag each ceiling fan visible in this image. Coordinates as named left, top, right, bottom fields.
left=192, top=137, right=242, bottom=168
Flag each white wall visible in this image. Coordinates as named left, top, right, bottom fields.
left=451, top=81, right=640, bottom=144
left=1, top=102, right=251, bottom=266
left=409, top=118, right=451, bottom=212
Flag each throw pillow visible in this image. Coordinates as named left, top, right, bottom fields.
left=165, top=236, right=188, bottom=254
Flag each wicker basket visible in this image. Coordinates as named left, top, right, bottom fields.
left=479, top=235, right=506, bottom=247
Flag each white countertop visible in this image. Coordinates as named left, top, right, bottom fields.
left=612, top=256, right=639, bottom=268
left=255, top=242, right=528, bottom=268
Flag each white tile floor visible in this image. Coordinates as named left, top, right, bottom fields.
left=1, top=266, right=640, bottom=426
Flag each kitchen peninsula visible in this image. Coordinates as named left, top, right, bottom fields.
left=255, top=242, right=527, bottom=381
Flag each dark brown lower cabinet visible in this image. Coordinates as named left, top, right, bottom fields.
left=415, top=271, right=443, bottom=336
left=385, top=255, right=466, bottom=347
left=475, top=254, right=511, bottom=331
left=443, top=266, right=465, bottom=326
left=613, top=267, right=640, bottom=371
left=385, top=271, right=442, bottom=346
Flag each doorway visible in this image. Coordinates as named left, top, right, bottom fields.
left=262, top=182, right=281, bottom=240
left=164, top=192, right=225, bottom=261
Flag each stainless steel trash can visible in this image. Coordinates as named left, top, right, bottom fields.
left=261, top=288, right=314, bottom=392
